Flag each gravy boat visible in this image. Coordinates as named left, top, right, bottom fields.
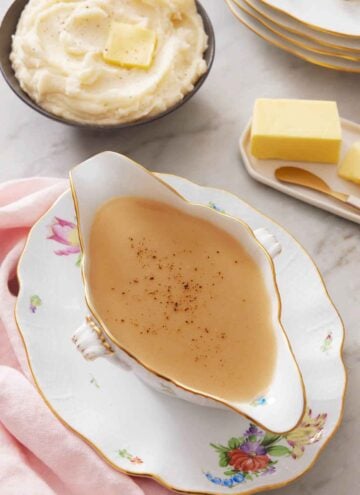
left=70, top=151, right=305, bottom=433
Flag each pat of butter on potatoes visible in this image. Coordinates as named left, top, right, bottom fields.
left=338, top=142, right=360, bottom=184
left=103, top=22, right=157, bottom=70
left=250, top=99, right=342, bottom=164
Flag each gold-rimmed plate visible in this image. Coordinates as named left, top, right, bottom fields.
left=226, top=0, right=360, bottom=73
left=15, top=173, right=346, bottom=494
left=232, top=0, right=360, bottom=61
left=243, top=0, right=360, bottom=52
left=258, top=0, right=360, bottom=38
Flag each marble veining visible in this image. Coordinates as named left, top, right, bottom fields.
left=0, top=1, right=359, bottom=494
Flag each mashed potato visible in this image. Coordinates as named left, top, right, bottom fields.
left=11, top=0, right=208, bottom=124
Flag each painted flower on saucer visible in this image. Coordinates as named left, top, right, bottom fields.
left=29, top=295, right=42, bottom=313
left=286, top=408, right=327, bottom=459
left=117, top=448, right=143, bottom=465
left=47, top=217, right=81, bottom=265
left=321, top=332, right=333, bottom=354
left=206, top=408, right=327, bottom=488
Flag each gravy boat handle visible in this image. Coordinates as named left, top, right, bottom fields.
left=72, top=317, right=131, bottom=369
left=72, top=227, right=281, bottom=362
left=253, top=227, right=281, bottom=259
left=72, top=317, right=114, bottom=360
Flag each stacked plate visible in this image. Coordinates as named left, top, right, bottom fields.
left=225, top=0, right=360, bottom=72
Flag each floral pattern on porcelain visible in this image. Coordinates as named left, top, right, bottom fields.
left=208, top=201, right=225, bottom=214
left=321, top=332, right=333, bottom=353
left=48, top=217, right=81, bottom=265
left=206, top=408, right=327, bottom=488
left=250, top=396, right=267, bottom=407
left=90, top=375, right=100, bottom=389
left=286, top=408, right=327, bottom=459
left=118, top=449, right=143, bottom=465
left=29, top=295, right=42, bottom=313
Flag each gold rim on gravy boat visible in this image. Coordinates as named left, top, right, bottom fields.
left=68, top=155, right=306, bottom=435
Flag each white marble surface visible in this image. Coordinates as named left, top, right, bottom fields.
left=0, top=1, right=359, bottom=494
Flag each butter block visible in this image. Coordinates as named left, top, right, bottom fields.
left=251, top=99, right=342, bottom=164
left=103, top=22, right=157, bottom=69
left=338, top=142, right=360, bottom=184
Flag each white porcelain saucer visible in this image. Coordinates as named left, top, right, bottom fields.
left=16, top=174, right=346, bottom=495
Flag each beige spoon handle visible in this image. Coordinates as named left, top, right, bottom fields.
left=346, top=195, right=360, bottom=211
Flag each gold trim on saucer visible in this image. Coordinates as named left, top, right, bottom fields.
left=14, top=174, right=347, bottom=495
left=258, top=0, right=360, bottom=39
left=235, top=0, right=360, bottom=60
left=69, top=154, right=306, bottom=435
left=240, top=0, right=360, bottom=53
left=225, top=0, right=360, bottom=73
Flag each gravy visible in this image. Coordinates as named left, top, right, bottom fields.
left=89, top=197, right=277, bottom=402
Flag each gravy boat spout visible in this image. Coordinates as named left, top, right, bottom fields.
left=70, top=151, right=305, bottom=434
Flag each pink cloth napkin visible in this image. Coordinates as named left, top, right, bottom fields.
left=0, top=178, right=174, bottom=495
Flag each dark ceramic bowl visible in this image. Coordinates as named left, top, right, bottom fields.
left=0, top=0, right=215, bottom=129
